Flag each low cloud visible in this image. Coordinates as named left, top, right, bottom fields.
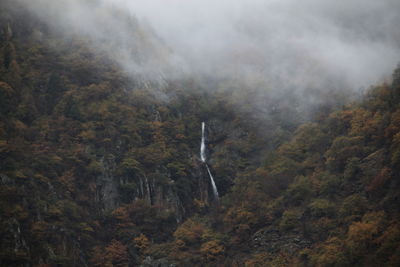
left=16, top=0, right=400, bottom=102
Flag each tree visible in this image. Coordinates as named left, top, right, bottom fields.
left=200, top=240, right=225, bottom=262
left=134, top=234, right=150, bottom=252
left=104, top=239, right=129, bottom=267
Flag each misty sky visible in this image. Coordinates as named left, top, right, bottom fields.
left=18, top=0, right=400, bottom=93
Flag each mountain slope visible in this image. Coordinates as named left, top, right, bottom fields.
left=1, top=1, right=400, bottom=267
left=0, top=2, right=277, bottom=266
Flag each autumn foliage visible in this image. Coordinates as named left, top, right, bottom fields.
left=1, top=1, right=400, bottom=266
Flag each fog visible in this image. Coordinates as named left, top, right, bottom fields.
left=122, top=0, right=400, bottom=90
left=16, top=0, right=400, bottom=97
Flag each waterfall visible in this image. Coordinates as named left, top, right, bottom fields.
left=200, top=122, right=219, bottom=200
left=205, top=164, right=219, bottom=199
left=200, top=122, right=206, bottom=162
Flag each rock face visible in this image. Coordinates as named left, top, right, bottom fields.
left=96, top=154, right=119, bottom=211
left=360, top=149, right=387, bottom=182
left=0, top=173, right=14, bottom=185
left=93, top=150, right=196, bottom=221
left=140, top=256, right=176, bottom=267
left=2, top=218, right=30, bottom=258
left=252, top=228, right=311, bottom=255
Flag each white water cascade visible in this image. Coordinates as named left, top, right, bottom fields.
left=200, top=122, right=219, bottom=200
left=205, top=164, right=219, bottom=199
left=200, top=122, right=206, bottom=162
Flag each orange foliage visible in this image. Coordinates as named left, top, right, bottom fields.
left=112, top=207, right=129, bottom=221
left=311, top=237, right=346, bottom=266
left=200, top=240, right=225, bottom=261
left=104, top=239, right=129, bottom=267
left=345, top=221, right=379, bottom=259
left=385, top=109, right=400, bottom=139
left=366, top=167, right=392, bottom=192
left=173, top=219, right=207, bottom=245
left=134, top=233, right=150, bottom=252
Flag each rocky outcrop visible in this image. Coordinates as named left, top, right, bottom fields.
left=0, top=218, right=30, bottom=265
left=252, top=228, right=311, bottom=255
left=95, top=154, right=119, bottom=211
left=94, top=152, right=188, bottom=221
left=140, top=256, right=176, bottom=267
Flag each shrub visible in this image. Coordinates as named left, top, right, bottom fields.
left=279, top=209, right=302, bottom=231
left=308, top=199, right=336, bottom=218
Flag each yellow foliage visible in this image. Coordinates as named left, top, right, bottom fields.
left=13, top=119, right=27, bottom=131
left=311, top=237, right=345, bottom=267
left=244, top=252, right=270, bottom=267
left=173, top=219, right=206, bottom=245
left=32, top=221, right=49, bottom=239
left=175, top=239, right=186, bottom=250
left=345, top=221, right=379, bottom=260
left=112, top=207, right=129, bottom=221
left=59, top=170, right=75, bottom=193
left=224, top=206, right=258, bottom=227
left=0, top=140, right=8, bottom=153
left=0, top=81, right=14, bottom=95
left=13, top=170, right=27, bottom=179
left=194, top=198, right=207, bottom=210
left=200, top=240, right=225, bottom=261
left=104, top=239, right=129, bottom=267
left=48, top=205, right=63, bottom=218
left=347, top=221, right=378, bottom=244
left=33, top=173, right=50, bottom=183
left=76, top=222, right=94, bottom=232
left=78, top=130, right=96, bottom=141
left=12, top=204, right=29, bottom=220
left=134, top=234, right=150, bottom=252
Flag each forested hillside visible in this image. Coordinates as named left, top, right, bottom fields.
left=1, top=0, right=400, bottom=266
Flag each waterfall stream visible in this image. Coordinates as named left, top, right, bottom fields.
left=200, top=122, right=206, bottom=162
left=205, top=163, right=219, bottom=199
left=200, top=122, right=219, bottom=200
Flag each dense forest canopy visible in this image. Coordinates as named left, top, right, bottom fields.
left=1, top=0, right=400, bottom=266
